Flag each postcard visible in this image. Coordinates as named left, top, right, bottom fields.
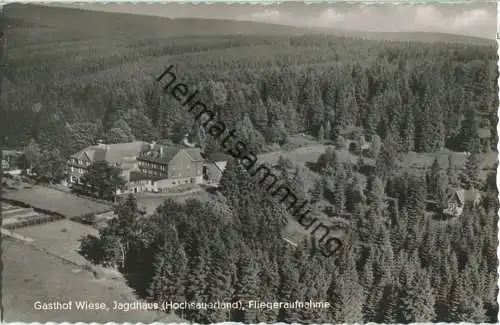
left=1, top=2, right=497, bottom=323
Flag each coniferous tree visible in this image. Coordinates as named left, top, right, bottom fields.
left=367, top=175, right=385, bottom=215
left=370, top=134, right=382, bottom=158
left=235, top=113, right=266, bottom=153
left=375, top=131, right=401, bottom=180
left=401, top=110, right=416, bottom=152
left=234, top=246, right=259, bottom=323
left=459, top=106, right=480, bottom=153
left=460, top=151, right=480, bottom=190
left=317, top=125, right=325, bottom=142
left=316, top=146, right=337, bottom=173
left=184, top=234, right=210, bottom=322
left=324, top=120, right=332, bottom=141
left=447, top=153, right=459, bottom=187
left=23, top=138, right=42, bottom=171
left=205, top=238, right=233, bottom=322
left=332, top=161, right=347, bottom=215
left=266, top=119, right=289, bottom=145
left=329, top=251, right=365, bottom=323
left=257, top=258, right=280, bottom=322
left=448, top=274, right=487, bottom=322
left=278, top=256, right=302, bottom=323
left=311, top=178, right=324, bottom=204
left=397, top=268, right=436, bottom=323
left=147, top=227, right=187, bottom=313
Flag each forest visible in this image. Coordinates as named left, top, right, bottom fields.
left=2, top=5, right=497, bottom=158
left=3, top=4, right=499, bottom=323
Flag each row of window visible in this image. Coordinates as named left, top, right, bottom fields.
left=69, top=166, right=86, bottom=174
left=69, top=159, right=90, bottom=166
left=139, top=161, right=167, bottom=171
left=140, top=168, right=167, bottom=178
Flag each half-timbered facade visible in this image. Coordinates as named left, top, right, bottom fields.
left=65, top=141, right=149, bottom=186
left=443, top=188, right=481, bottom=217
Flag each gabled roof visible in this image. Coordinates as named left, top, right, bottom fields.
left=205, top=161, right=225, bottom=174
left=71, top=141, right=148, bottom=165
left=71, top=148, right=104, bottom=162
left=214, top=161, right=226, bottom=172
left=87, top=148, right=106, bottom=162
left=139, top=146, right=202, bottom=163
left=450, top=188, right=481, bottom=205
left=462, top=189, right=481, bottom=202
left=104, top=141, right=149, bottom=164
left=202, top=152, right=232, bottom=163
left=140, top=146, right=182, bottom=163
left=183, top=148, right=203, bottom=161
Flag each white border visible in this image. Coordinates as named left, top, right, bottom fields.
left=496, top=2, right=500, bottom=325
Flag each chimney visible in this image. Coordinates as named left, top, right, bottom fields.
left=97, top=139, right=106, bottom=148
left=150, top=141, right=156, bottom=150
left=159, top=146, right=163, bottom=156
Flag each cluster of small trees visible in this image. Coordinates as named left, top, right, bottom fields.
left=16, top=139, right=66, bottom=183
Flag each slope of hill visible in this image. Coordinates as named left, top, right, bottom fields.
left=333, top=29, right=494, bottom=46
left=3, top=3, right=312, bottom=40
left=3, top=3, right=494, bottom=46
left=1, top=3, right=496, bottom=151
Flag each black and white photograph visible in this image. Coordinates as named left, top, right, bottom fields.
left=0, top=2, right=498, bottom=323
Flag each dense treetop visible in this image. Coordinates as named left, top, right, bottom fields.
left=2, top=5, right=497, bottom=157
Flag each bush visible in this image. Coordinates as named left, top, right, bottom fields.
left=335, top=136, right=347, bottom=150
left=78, top=234, right=105, bottom=265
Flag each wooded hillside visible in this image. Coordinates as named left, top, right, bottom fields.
left=2, top=5, right=498, bottom=323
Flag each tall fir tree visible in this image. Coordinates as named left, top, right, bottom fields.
left=460, top=151, right=480, bottom=190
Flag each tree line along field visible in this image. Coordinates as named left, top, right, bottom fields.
left=2, top=4, right=499, bottom=324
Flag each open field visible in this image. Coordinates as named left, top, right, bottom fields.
left=398, top=150, right=497, bottom=179
left=2, top=186, right=112, bottom=218
left=258, top=145, right=375, bottom=167
left=265, top=143, right=494, bottom=181
left=14, top=219, right=99, bottom=267
left=136, top=188, right=214, bottom=215
left=399, top=150, right=467, bottom=171
left=3, top=239, right=184, bottom=323
left=282, top=134, right=328, bottom=150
